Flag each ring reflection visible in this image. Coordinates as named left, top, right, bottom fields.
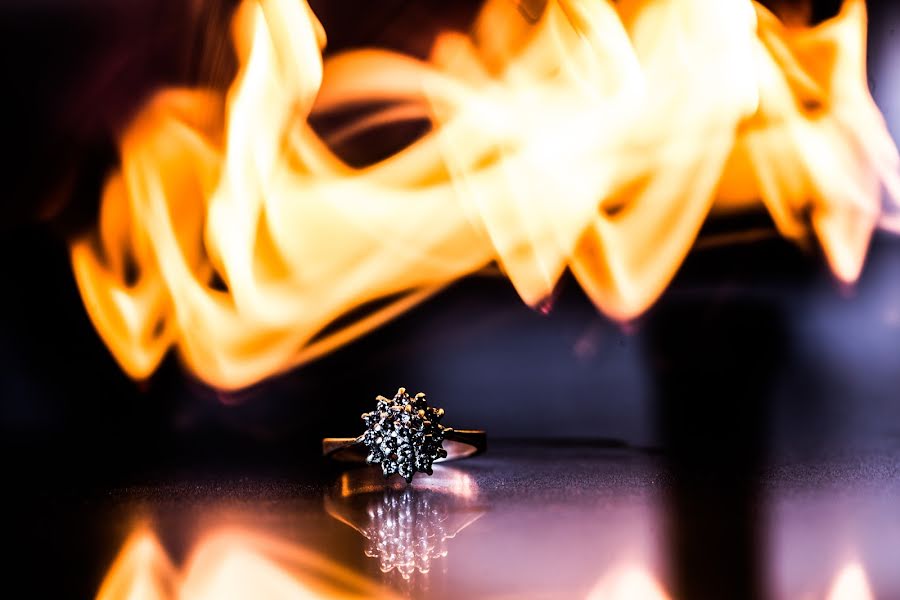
left=325, top=467, right=485, bottom=583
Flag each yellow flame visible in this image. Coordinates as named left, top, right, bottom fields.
left=826, top=561, right=875, bottom=600
left=95, top=527, right=177, bottom=600
left=95, top=525, right=397, bottom=600
left=70, top=0, right=900, bottom=388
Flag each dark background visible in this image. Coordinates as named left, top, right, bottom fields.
left=1, top=2, right=899, bottom=599
left=0, top=0, right=898, bottom=480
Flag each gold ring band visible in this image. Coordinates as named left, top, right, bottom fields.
left=323, top=429, right=487, bottom=463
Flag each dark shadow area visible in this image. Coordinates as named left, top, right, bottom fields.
left=647, top=297, right=783, bottom=600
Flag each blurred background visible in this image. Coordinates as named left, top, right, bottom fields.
left=1, top=0, right=897, bottom=471
left=0, top=2, right=899, bottom=597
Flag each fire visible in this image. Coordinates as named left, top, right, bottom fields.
left=70, top=0, right=900, bottom=389
left=826, top=562, right=875, bottom=600
left=585, top=564, right=670, bottom=600
left=95, top=525, right=396, bottom=600
left=95, top=527, right=176, bottom=600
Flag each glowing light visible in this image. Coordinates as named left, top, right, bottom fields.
left=95, top=528, right=176, bottom=600
left=95, top=526, right=396, bottom=600
left=71, top=0, right=900, bottom=389
left=826, top=562, right=874, bottom=600
left=586, top=564, right=670, bottom=600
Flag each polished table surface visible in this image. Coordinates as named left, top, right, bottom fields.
left=4, top=233, right=900, bottom=599
left=12, top=440, right=900, bottom=599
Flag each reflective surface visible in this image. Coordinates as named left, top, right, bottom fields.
left=11, top=441, right=897, bottom=599
left=5, top=229, right=900, bottom=600
left=2, top=2, right=900, bottom=598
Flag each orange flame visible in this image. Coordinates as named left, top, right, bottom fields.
left=95, top=525, right=397, bottom=600
left=70, top=0, right=900, bottom=388
left=95, top=527, right=177, bottom=600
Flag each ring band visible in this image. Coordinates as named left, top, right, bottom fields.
left=322, top=387, right=487, bottom=482
left=323, top=429, right=487, bottom=463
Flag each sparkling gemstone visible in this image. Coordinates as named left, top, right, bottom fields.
left=361, top=388, right=448, bottom=483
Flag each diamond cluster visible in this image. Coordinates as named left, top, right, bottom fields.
left=362, top=388, right=450, bottom=483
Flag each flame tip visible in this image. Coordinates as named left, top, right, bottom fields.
left=71, top=0, right=898, bottom=387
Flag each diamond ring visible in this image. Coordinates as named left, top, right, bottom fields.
left=322, top=387, right=487, bottom=483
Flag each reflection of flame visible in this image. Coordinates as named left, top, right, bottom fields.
left=95, top=525, right=396, bottom=600
left=586, top=564, right=670, bottom=600
left=96, top=528, right=177, bottom=600
left=71, top=0, right=900, bottom=388
left=826, top=562, right=874, bottom=600
left=325, top=468, right=483, bottom=582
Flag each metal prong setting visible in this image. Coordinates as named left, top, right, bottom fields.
left=361, top=387, right=449, bottom=483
